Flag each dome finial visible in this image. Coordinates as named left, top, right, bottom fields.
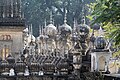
left=81, top=5, right=85, bottom=24
left=99, top=26, right=104, bottom=37
left=30, top=24, right=33, bottom=35
left=39, top=25, right=41, bottom=35
left=50, top=11, right=53, bottom=24
left=41, top=25, right=44, bottom=35
left=30, top=24, right=33, bottom=41
left=53, top=19, right=55, bottom=25
left=44, top=18, right=47, bottom=27
left=73, top=18, right=76, bottom=31
left=64, top=8, right=67, bottom=24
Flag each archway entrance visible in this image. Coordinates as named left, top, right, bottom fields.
left=98, top=56, right=106, bottom=71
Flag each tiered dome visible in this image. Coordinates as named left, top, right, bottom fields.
left=60, top=23, right=72, bottom=34
left=60, top=10, right=72, bottom=36
left=95, top=37, right=106, bottom=49
left=77, top=24, right=90, bottom=37
left=77, top=12, right=90, bottom=38
left=45, top=24, right=57, bottom=36
left=95, top=26, right=107, bottom=49
left=44, top=11, right=57, bottom=37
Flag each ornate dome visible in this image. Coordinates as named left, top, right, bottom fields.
left=60, top=23, right=72, bottom=36
left=60, top=9, right=72, bottom=36
left=78, top=24, right=89, bottom=34
left=45, top=24, right=57, bottom=36
left=95, top=37, right=106, bottom=49
left=91, top=24, right=100, bottom=30
left=77, top=24, right=90, bottom=38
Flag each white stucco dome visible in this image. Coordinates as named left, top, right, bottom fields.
left=44, top=24, right=57, bottom=36
left=60, top=23, right=72, bottom=35
left=61, top=23, right=72, bottom=31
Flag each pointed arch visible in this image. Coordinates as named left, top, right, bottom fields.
left=98, top=56, right=106, bottom=71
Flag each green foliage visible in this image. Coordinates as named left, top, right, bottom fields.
left=89, top=0, right=120, bottom=46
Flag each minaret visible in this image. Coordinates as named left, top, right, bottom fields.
left=30, top=24, right=33, bottom=41
left=39, top=25, right=42, bottom=35
left=73, top=18, right=77, bottom=32
left=50, top=11, right=53, bottom=24
left=64, top=8, right=67, bottom=24
left=41, top=25, right=43, bottom=35
left=81, top=6, right=85, bottom=24
left=44, top=19, right=47, bottom=28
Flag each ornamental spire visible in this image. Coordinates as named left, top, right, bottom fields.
left=81, top=6, right=85, bottom=24
left=64, top=8, right=67, bottom=24
left=39, top=25, right=42, bottom=35
left=50, top=11, right=53, bottom=24
left=98, top=26, right=104, bottom=37
left=73, top=18, right=76, bottom=31
left=44, top=18, right=47, bottom=27
left=41, top=25, right=43, bottom=35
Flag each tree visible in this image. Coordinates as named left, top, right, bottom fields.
left=90, top=0, right=120, bottom=46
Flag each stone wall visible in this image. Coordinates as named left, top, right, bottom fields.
left=0, top=27, right=24, bottom=60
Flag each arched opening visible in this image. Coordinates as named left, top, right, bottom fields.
left=0, top=45, right=9, bottom=60
left=98, top=56, right=106, bottom=71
